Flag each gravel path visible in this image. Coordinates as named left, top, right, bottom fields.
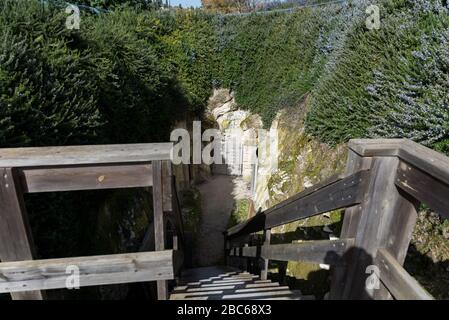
left=193, top=175, right=235, bottom=267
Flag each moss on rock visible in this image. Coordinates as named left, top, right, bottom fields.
left=228, top=199, right=250, bottom=228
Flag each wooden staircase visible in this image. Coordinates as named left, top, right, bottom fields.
left=169, top=266, right=310, bottom=300
left=0, top=139, right=448, bottom=300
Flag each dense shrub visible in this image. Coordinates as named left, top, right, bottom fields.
left=2, top=0, right=449, bottom=300
left=0, top=1, right=217, bottom=269
left=0, top=1, right=216, bottom=147
left=211, top=1, right=373, bottom=125
left=0, top=1, right=102, bottom=147
left=305, top=0, right=449, bottom=149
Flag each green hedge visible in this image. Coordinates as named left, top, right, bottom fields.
left=0, top=1, right=216, bottom=147
left=2, top=0, right=449, bottom=260
left=0, top=1, right=218, bottom=269
left=3, top=1, right=449, bottom=165
left=305, top=0, right=449, bottom=149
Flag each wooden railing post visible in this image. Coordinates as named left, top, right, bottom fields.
left=244, top=243, right=250, bottom=273
left=152, top=160, right=168, bottom=300
left=260, top=229, right=271, bottom=281
left=0, top=168, right=44, bottom=300
left=338, top=155, right=419, bottom=299
left=330, top=149, right=371, bottom=299
left=223, top=233, right=229, bottom=266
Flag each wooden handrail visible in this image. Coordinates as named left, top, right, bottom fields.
left=225, top=139, right=449, bottom=300
left=395, top=160, right=449, bottom=220
left=170, top=176, right=185, bottom=246
left=0, top=143, right=180, bottom=300
left=18, top=164, right=154, bottom=193
left=0, top=143, right=173, bottom=167
left=226, top=169, right=370, bottom=238
left=375, top=249, right=433, bottom=300
left=229, top=239, right=354, bottom=265
left=349, top=138, right=449, bottom=186
left=0, top=250, right=178, bottom=293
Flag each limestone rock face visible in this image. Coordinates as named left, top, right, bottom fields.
left=207, top=88, right=233, bottom=110
left=207, top=88, right=264, bottom=200
left=207, top=89, right=349, bottom=298
left=206, top=89, right=449, bottom=300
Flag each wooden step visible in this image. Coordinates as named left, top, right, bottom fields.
left=221, top=290, right=301, bottom=300
left=170, top=266, right=309, bottom=301
left=201, top=281, right=246, bottom=287
left=245, top=282, right=279, bottom=288
left=172, top=281, right=280, bottom=292
left=235, top=286, right=290, bottom=293
left=188, top=286, right=236, bottom=292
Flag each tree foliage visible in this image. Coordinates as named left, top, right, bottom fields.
left=202, top=0, right=251, bottom=13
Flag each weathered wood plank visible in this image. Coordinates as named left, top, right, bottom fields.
left=339, top=151, right=373, bottom=238
left=0, top=168, right=43, bottom=300
left=0, top=143, right=173, bottom=168
left=168, top=175, right=185, bottom=245
left=348, top=139, right=404, bottom=158
left=226, top=170, right=369, bottom=238
left=330, top=150, right=372, bottom=300
left=375, top=249, right=433, bottom=300
left=162, top=160, right=173, bottom=212
left=173, top=250, right=184, bottom=276
left=153, top=161, right=165, bottom=253
left=262, top=239, right=353, bottom=265
left=260, top=229, right=271, bottom=281
left=0, top=250, right=175, bottom=293
left=152, top=161, right=168, bottom=300
left=349, top=139, right=449, bottom=187
left=18, top=163, right=153, bottom=193
left=265, top=170, right=369, bottom=229
left=230, top=239, right=354, bottom=265
left=396, top=161, right=449, bottom=220
left=342, top=157, right=418, bottom=300
left=226, top=214, right=266, bottom=239
left=263, top=173, right=344, bottom=215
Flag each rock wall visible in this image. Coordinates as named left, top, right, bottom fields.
left=207, top=89, right=449, bottom=299
left=207, top=88, right=347, bottom=214
left=207, top=89, right=348, bottom=297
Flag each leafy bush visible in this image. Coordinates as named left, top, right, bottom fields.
left=0, top=1, right=222, bottom=147
left=305, top=0, right=449, bottom=149
left=0, top=1, right=217, bottom=268
left=213, top=1, right=370, bottom=125
left=0, top=1, right=102, bottom=147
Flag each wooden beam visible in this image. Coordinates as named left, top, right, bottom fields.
left=0, top=250, right=175, bottom=293
left=18, top=163, right=152, bottom=193
left=0, top=143, right=173, bottom=168
left=173, top=250, right=184, bottom=276
left=342, top=157, right=418, bottom=300
left=330, top=150, right=372, bottom=300
left=349, top=139, right=449, bottom=187
left=170, top=176, right=185, bottom=246
left=265, top=170, right=369, bottom=229
left=396, top=161, right=449, bottom=220
left=226, top=170, right=369, bottom=239
left=162, top=160, right=173, bottom=212
left=375, top=249, right=433, bottom=300
left=348, top=139, right=405, bottom=158
left=230, top=239, right=354, bottom=265
left=0, top=168, right=43, bottom=300
left=260, top=229, right=271, bottom=281
left=152, top=161, right=168, bottom=300
left=263, top=173, right=344, bottom=215
left=226, top=213, right=266, bottom=239
left=262, top=239, right=353, bottom=264
left=339, top=151, right=373, bottom=238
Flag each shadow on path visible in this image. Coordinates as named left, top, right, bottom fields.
left=194, top=175, right=235, bottom=267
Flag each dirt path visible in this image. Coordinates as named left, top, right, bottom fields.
left=193, top=175, right=235, bottom=267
